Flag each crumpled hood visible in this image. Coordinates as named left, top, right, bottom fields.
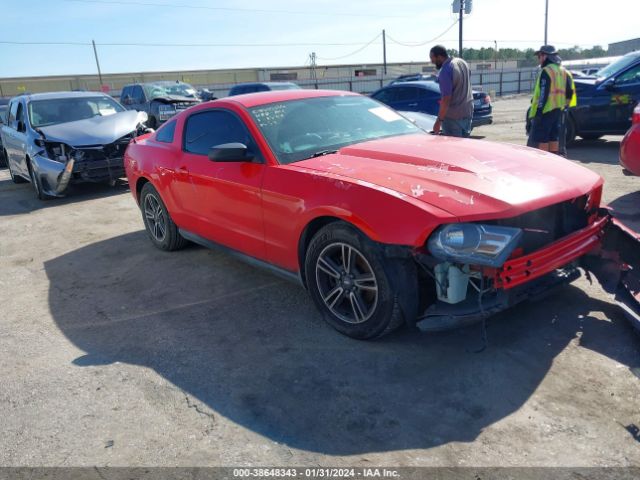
left=295, top=134, right=602, bottom=220
left=39, top=110, right=147, bottom=147
left=150, top=94, right=199, bottom=103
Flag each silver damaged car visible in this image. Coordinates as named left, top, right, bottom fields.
left=0, top=91, right=149, bottom=199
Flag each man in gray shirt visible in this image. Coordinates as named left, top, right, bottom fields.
left=429, top=45, right=474, bottom=137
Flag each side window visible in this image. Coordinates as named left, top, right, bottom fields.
left=8, top=100, right=18, bottom=125
left=372, top=89, right=395, bottom=104
left=416, top=87, right=437, bottom=99
left=183, top=110, right=258, bottom=158
left=156, top=120, right=176, bottom=143
left=121, top=86, right=131, bottom=99
left=16, top=102, right=25, bottom=127
left=132, top=86, right=145, bottom=103
left=616, top=65, right=640, bottom=85
left=394, top=87, right=418, bottom=102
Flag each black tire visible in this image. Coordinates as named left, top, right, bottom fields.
left=304, top=223, right=407, bottom=339
left=6, top=153, right=27, bottom=183
left=27, top=160, right=49, bottom=200
left=580, top=133, right=603, bottom=141
left=565, top=115, right=576, bottom=145
left=140, top=182, right=187, bottom=251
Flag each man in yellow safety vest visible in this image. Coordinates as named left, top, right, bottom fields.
left=528, top=45, right=576, bottom=154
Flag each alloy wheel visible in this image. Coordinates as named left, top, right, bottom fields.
left=144, top=193, right=167, bottom=242
left=315, top=242, right=379, bottom=324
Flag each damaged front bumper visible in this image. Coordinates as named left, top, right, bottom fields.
left=415, top=210, right=640, bottom=332
left=34, top=146, right=127, bottom=197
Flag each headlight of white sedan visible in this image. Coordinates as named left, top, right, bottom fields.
left=427, top=223, right=523, bottom=267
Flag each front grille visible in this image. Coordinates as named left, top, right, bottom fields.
left=486, top=194, right=591, bottom=254
left=71, top=133, right=132, bottom=181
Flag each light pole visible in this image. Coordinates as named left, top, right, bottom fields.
left=544, top=0, right=549, bottom=45
left=494, top=40, right=497, bottom=69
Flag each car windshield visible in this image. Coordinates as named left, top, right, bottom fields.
left=249, top=95, right=421, bottom=164
left=144, top=82, right=198, bottom=99
left=596, top=54, right=639, bottom=80
left=28, top=96, right=126, bottom=128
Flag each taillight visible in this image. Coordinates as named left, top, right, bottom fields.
left=632, top=104, right=640, bottom=125
left=484, top=95, right=491, bottom=104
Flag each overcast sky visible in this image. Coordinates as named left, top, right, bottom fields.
left=1, top=0, right=639, bottom=77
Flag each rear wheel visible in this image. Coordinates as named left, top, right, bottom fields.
left=304, top=223, right=407, bottom=339
left=140, top=182, right=187, bottom=251
left=0, top=149, right=6, bottom=168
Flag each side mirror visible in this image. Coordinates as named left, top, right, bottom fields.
left=208, top=143, right=255, bottom=162
left=601, top=78, right=615, bottom=91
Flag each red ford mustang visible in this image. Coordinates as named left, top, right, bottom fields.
left=620, top=104, right=640, bottom=176
left=124, top=90, right=639, bottom=339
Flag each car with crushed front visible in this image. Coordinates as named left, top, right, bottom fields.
left=124, top=89, right=640, bottom=339
left=1, top=91, right=149, bottom=199
left=120, top=81, right=201, bottom=129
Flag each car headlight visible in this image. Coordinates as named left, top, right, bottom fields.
left=35, top=139, right=71, bottom=163
left=427, top=223, right=523, bottom=267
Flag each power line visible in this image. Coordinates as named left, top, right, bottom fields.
left=316, top=33, right=382, bottom=61
left=0, top=40, right=379, bottom=48
left=386, top=20, right=459, bottom=47
left=64, top=0, right=412, bottom=18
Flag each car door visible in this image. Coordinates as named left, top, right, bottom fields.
left=173, top=108, right=266, bottom=260
left=608, top=63, right=640, bottom=132
left=120, top=86, right=134, bottom=110
left=130, top=85, right=147, bottom=112
left=415, top=85, right=441, bottom=115
left=389, top=86, right=420, bottom=112
left=5, top=100, right=29, bottom=177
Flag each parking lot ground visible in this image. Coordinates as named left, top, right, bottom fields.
left=0, top=95, right=639, bottom=467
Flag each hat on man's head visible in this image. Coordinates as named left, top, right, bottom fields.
left=535, top=45, right=558, bottom=55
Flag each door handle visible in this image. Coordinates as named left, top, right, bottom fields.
left=408, top=103, right=418, bottom=107
left=176, top=166, right=189, bottom=177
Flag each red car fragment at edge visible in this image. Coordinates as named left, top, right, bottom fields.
left=124, top=89, right=640, bottom=339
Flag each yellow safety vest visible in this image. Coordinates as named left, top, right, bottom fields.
left=529, top=64, right=576, bottom=118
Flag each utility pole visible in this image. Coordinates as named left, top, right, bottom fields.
left=544, top=0, right=549, bottom=44
left=458, top=1, right=463, bottom=58
left=92, top=40, right=103, bottom=87
left=494, top=40, right=498, bottom=69
left=382, top=29, right=387, bottom=75
left=309, top=52, right=318, bottom=88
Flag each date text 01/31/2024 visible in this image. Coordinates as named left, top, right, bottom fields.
left=232, top=468, right=400, bottom=478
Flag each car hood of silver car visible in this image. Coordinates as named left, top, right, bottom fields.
left=38, top=110, right=148, bottom=146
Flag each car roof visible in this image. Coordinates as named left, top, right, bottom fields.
left=385, top=81, right=441, bottom=92
left=219, top=89, right=359, bottom=108
left=232, top=82, right=297, bottom=88
left=16, top=91, right=113, bottom=101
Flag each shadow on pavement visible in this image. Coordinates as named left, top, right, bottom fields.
left=568, top=138, right=622, bottom=166
left=0, top=178, right=130, bottom=216
left=44, top=231, right=639, bottom=455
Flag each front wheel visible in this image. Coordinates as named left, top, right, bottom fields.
left=28, top=160, right=49, bottom=200
left=140, top=182, right=187, bottom=251
left=304, top=223, right=406, bottom=339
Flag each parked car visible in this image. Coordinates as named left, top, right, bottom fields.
left=620, top=103, right=640, bottom=176
left=388, top=73, right=438, bottom=85
left=563, top=51, right=640, bottom=142
left=0, top=104, right=8, bottom=167
left=228, top=82, right=301, bottom=96
left=120, top=81, right=200, bottom=128
left=371, top=81, right=493, bottom=129
left=0, top=91, right=149, bottom=199
left=124, top=89, right=639, bottom=338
